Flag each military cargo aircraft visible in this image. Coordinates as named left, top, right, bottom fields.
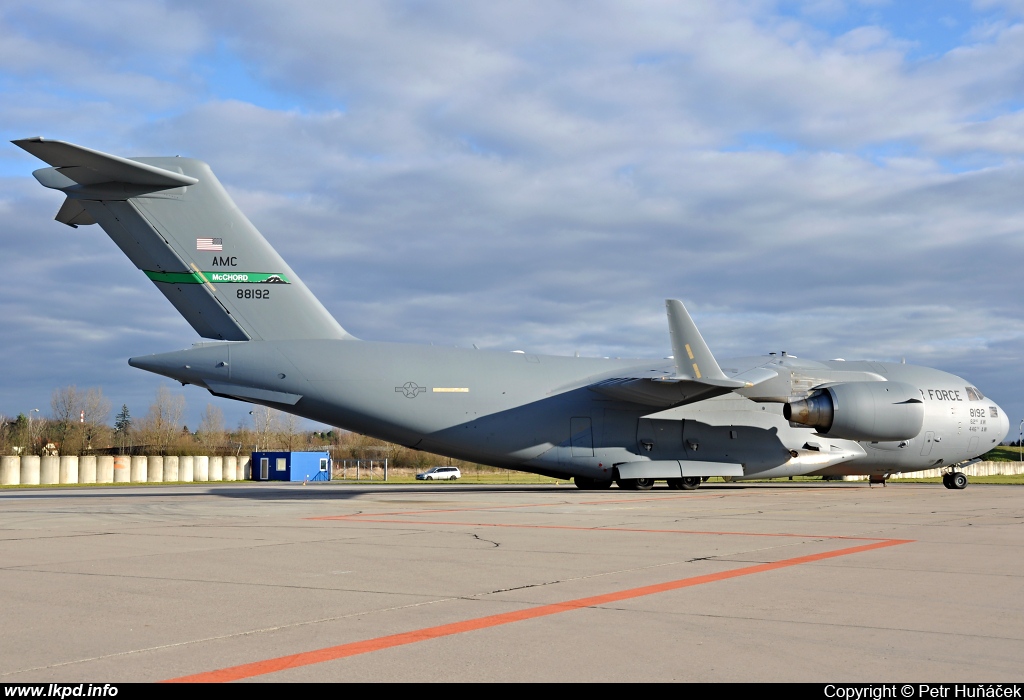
left=14, top=138, right=1010, bottom=490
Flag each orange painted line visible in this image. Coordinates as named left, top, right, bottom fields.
left=319, top=517, right=890, bottom=540
left=163, top=538, right=911, bottom=683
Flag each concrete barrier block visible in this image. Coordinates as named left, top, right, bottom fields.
left=41, top=456, right=59, bottom=485
left=113, top=455, right=130, bottom=483
left=180, top=455, right=194, bottom=482
left=79, top=456, right=97, bottom=484
left=239, top=455, right=250, bottom=480
left=97, top=456, right=114, bottom=483
left=209, top=456, right=223, bottom=482
left=1, top=456, right=19, bottom=485
left=130, top=456, right=147, bottom=483
left=148, top=456, right=164, bottom=483
left=59, top=456, right=79, bottom=484
left=223, top=456, right=237, bottom=482
left=194, top=455, right=209, bottom=482
left=21, top=456, right=40, bottom=485
left=164, top=456, right=179, bottom=482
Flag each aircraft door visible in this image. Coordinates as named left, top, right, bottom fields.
left=920, top=431, right=934, bottom=456
left=570, top=417, right=594, bottom=457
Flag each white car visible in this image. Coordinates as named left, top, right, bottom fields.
left=416, top=466, right=461, bottom=481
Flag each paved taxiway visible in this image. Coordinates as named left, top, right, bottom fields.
left=0, top=482, right=1021, bottom=682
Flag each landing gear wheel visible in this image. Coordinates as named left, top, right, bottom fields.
left=575, top=476, right=614, bottom=490
left=667, top=479, right=683, bottom=490
left=680, top=476, right=701, bottom=490
left=951, top=472, right=968, bottom=490
left=942, top=473, right=953, bottom=489
left=574, top=476, right=597, bottom=490
left=617, top=478, right=654, bottom=490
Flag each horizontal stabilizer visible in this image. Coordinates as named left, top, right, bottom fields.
left=13, top=137, right=197, bottom=188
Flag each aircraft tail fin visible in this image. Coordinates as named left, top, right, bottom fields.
left=14, top=137, right=352, bottom=342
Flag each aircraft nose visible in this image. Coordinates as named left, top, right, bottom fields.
left=994, top=402, right=1010, bottom=445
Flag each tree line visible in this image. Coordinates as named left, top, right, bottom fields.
left=0, top=384, right=478, bottom=471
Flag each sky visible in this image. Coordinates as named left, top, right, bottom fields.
left=1, top=0, right=1023, bottom=439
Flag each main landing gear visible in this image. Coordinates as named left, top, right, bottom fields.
left=576, top=475, right=705, bottom=490
left=943, top=471, right=968, bottom=490
left=617, top=477, right=656, bottom=490
left=573, top=476, right=613, bottom=490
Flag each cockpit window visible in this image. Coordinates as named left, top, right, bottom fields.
left=965, top=386, right=985, bottom=401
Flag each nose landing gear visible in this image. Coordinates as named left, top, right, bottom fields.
left=943, top=471, right=968, bottom=490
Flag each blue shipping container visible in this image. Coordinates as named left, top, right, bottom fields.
left=251, top=451, right=331, bottom=482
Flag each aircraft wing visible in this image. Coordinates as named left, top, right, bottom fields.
left=587, top=300, right=777, bottom=408
left=589, top=366, right=777, bottom=408
left=588, top=375, right=730, bottom=407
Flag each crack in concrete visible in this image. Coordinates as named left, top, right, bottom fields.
left=482, top=580, right=561, bottom=595
left=596, top=606, right=1024, bottom=643
left=0, top=595, right=463, bottom=679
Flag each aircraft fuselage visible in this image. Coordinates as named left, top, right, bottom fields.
left=129, top=340, right=1010, bottom=481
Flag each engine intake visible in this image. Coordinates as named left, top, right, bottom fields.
left=784, top=381, right=924, bottom=441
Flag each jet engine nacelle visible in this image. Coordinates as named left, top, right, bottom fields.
left=783, top=381, right=925, bottom=441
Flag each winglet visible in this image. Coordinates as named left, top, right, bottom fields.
left=665, top=299, right=728, bottom=382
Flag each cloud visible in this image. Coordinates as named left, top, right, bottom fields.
left=2, top=0, right=1024, bottom=431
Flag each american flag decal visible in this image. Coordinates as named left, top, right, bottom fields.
left=196, top=238, right=223, bottom=251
